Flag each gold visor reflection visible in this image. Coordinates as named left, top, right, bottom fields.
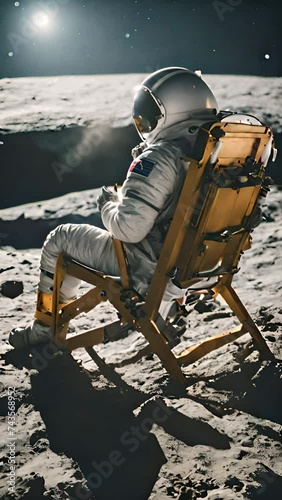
left=134, top=116, right=150, bottom=133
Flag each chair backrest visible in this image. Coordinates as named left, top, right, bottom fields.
left=144, top=120, right=274, bottom=318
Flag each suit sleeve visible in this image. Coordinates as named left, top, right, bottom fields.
left=100, top=147, right=177, bottom=243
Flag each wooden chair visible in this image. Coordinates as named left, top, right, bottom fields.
left=35, top=121, right=276, bottom=385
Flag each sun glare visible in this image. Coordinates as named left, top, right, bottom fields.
left=32, top=12, right=50, bottom=28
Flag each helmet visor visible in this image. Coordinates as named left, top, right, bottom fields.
left=133, top=87, right=163, bottom=134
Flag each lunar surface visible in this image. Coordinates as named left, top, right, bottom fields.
left=0, top=73, right=282, bottom=499
left=0, top=74, right=281, bottom=209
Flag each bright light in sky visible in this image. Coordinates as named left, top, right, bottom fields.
left=32, top=12, right=50, bottom=28
left=265, top=54, right=270, bottom=59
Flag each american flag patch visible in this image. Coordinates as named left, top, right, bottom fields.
left=128, top=157, right=156, bottom=177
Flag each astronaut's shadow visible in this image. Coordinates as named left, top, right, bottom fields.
left=5, top=346, right=230, bottom=499
left=28, top=348, right=162, bottom=500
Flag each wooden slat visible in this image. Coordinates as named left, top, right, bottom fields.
left=177, top=325, right=247, bottom=365
left=66, top=327, right=105, bottom=351
left=58, top=287, right=106, bottom=326
left=144, top=159, right=204, bottom=320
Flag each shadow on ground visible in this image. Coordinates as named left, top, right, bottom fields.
left=4, top=345, right=231, bottom=500
left=0, top=125, right=139, bottom=210
left=0, top=211, right=104, bottom=249
left=191, top=360, right=282, bottom=427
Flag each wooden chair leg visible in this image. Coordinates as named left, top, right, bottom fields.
left=137, top=316, right=186, bottom=384
left=219, top=284, right=275, bottom=361
left=52, top=254, right=69, bottom=344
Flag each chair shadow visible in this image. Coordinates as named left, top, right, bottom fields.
left=30, top=350, right=166, bottom=500
left=251, top=465, right=282, bottom=499
left=4, top=346, right=164, bottom=500
left=4, top=345, right=232, bottom=499
left=135, top=399, right=231, bottom=450
left=192, top=360, right=282, bottom=426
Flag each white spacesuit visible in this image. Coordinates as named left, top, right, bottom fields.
left=9, top=67, right=219, bottom=348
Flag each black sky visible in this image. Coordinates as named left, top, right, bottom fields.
left=0, top=0, right=281, bottom=78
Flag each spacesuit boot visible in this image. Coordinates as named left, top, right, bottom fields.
left=8, top=321, right=53, bottom=350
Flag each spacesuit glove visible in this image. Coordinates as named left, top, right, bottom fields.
left=96, top=186, right=116, bottom=212
left=131, top=142, right=147, bottom=159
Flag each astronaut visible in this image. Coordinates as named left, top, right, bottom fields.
left=9, top=66, right=219, bottom=349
